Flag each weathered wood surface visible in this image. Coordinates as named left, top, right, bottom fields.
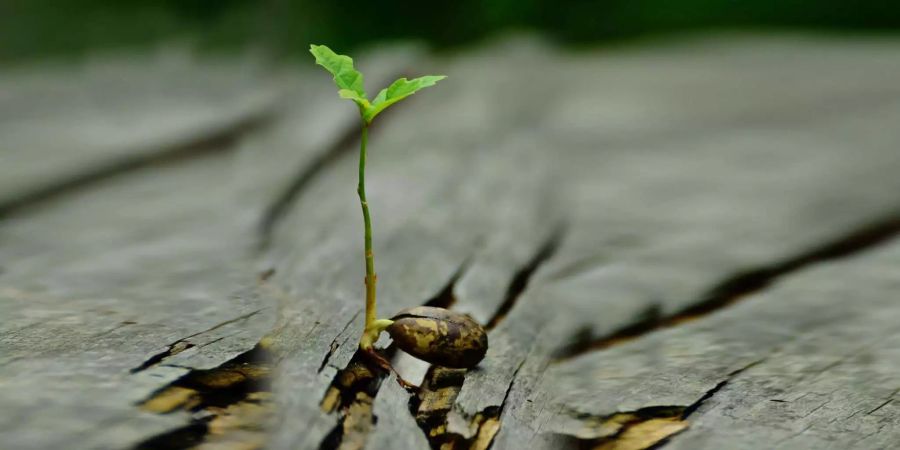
left=0, top=50, right=279, bottom=215
left=2, top=34, right=900, bottom=450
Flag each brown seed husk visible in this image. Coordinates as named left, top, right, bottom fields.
left=387, top=306, right=488, bottom=368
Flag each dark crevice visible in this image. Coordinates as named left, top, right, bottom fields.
left=197, top=333, right=237, bottom=349
left=423, top=261, right=470, bottom=309
left=410, top=366, right=467, bottom=450
left=134, top=419, right=211, bottom=450
left=133, top=343, right=273, bottom=450
left=481, top=360, right=526, bottom=447
left=866, top=388, right=899, bottom=415
left=139, top=344, right=272, bottom=412
left=0, top=107, right=277, bottom=219
left=867, top=399, right=895, bottom=416
left=130, top=309, right=263, bottom=373
left=319, top=310, right=362, bottom=373
left=408, top=366, right=465, bottom=430
left=91, top=320, right=136, bottom=338
left=318, top=418, right=346, bottom=450
left=552, top=305, right=662, bottom=359
left=317, top=264, right=469, bottom=450
left=555, top=214, right=900, bottom=361
left=485, top=225, right=566, bottom=330
left=256, top=116, right=362, bottom=251
left=681, top=359, right=762, bottom=418
left=318, top=349, right=393, bottom=450
left=405, top=233, right=561, bottom=449
left=183, top=309, right=264, bottom=341
left=130, top=341, right=197, bottom=374
left=568, top=361, right=759, bottom=450
left=410, top=354, right=525, bottom=450
left=570, top=406, right=687, bottom=450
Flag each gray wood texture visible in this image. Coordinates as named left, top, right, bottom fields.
left=2, top=34, right=900, bottom=450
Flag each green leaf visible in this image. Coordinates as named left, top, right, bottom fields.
left=310, top=44, right=368, bottom=108
left=311, top=44, right=445, bottom=123
left=363, top=75, right=446, bottom=123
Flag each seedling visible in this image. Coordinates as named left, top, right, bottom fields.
left=310, top=45, right=487, bottom=388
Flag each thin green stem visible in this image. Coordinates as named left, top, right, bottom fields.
left=358, top=122, right=379, bottom=349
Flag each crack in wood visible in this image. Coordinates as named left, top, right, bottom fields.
left=134, top=342, right=274, bottom=450
left=134, top=419, right=212, bottom=450
left=319, top=311, right=364, bottom=374
left=423, top=262, right=470, bottom=310
left=554, top=214, right=900, bottom=361
left=256, top=117, right=363, bottom=251
left=0, top=106, right=278, bottom=219
left=389, top=230, right=567, bottom=449
left=135, top=261, right=471, bottom=450
left=131, top=341, right=198, bottom=374
left=485, top=226, right=565, bottom=330
left=411, top=361, right=523, bottom=450
left=568, top=360, right=761, bottom=450
left=130, top=310, right=264, bottom=373
left=583, top=416, right=689, bottom=450
left=318, top=352, right=391, bottom=450
left=400, top=232, right=565, bottom=450
left=316, top=263, right=469, bottom=450
left=679, top=360, right=763, bottom=419
left=866, top=388, right=900, bottom=416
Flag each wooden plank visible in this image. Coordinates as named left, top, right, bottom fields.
left=3, top=34, right=900, bottom=450
left=542, top=237, right=900, bottom=449
left=0, top=50, right=277, bottom=215
left=0, top=46, right=421, bottom=450
left=265, top=35, right=900, bottom=450
left=263, top=42, right=563, bottom=449
left=0, top=151, right=270, bottom=449
left=445, top=36, right=900, bottom=449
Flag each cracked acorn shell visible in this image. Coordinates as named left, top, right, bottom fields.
left=386, top=306, right=488, bottom=368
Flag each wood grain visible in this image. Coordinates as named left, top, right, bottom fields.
left=2, top=35, right=900, bottom=450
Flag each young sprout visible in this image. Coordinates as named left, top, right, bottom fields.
left=310, top=45, right=487, bottom=388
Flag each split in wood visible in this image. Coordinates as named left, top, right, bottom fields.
left=0, top=106, right=276, bottom=219
left=574, top=410, right=690, bottom=450
left=130, top=309, right=264, bottom=374
left=394, top=230, right=561, bottom=450
left=409, top=366, right=513, bottom=450
left=257, top=114, right=366, bottom=251
left=316, top=265, right=478, bottom=449
left=485, top=226, right=564, bottom=330
left=566, top=359, right=762, bottom=450
left=319, top=352, right=390, bottom=450
left=135, top=342, right=274, bottom=450
left=554, top=215, right=900, bottom=362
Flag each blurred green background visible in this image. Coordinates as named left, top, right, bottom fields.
left=2, top=0, right=898, bottom=62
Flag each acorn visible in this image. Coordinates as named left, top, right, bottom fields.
left=386, top=306, right=488, bottom=368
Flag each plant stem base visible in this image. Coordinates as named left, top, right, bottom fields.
left=361, top=347, right=418, bottom=392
